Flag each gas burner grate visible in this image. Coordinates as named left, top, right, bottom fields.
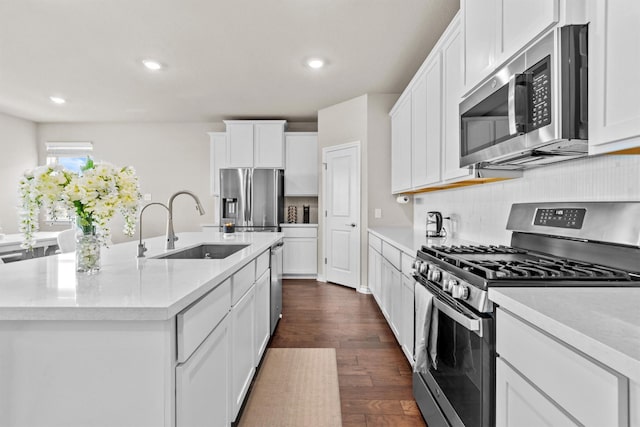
left=430, top=245, right=527, bottom=255
left=465, top=258, right=631, bottom=280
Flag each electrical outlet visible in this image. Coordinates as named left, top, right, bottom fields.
left=143, top=193, right=152, bottom=201
left=374, top=208, right=382, bottom=219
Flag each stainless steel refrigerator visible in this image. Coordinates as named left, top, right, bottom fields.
left=220, top=168, right=284, bottom=232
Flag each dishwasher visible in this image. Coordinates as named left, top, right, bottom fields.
left=270, top=241, right=284, bottom=334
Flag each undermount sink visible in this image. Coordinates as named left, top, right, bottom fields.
left=155, top=244, right=249, bottom=260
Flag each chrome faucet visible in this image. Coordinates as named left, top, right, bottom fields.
left=137, top=202, right=170, bottom=257
left=166, top=190, right=206, bottom=250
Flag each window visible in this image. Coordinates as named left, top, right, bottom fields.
left=45, top=142, right=93, bottom=224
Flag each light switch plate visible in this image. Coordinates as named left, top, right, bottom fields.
left=143, top=193, right=152, bottom=201
left=374, top=208, right=382, bottom=219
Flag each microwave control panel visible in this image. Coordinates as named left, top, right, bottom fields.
left=529, top=55, right=552, bottom=131
left=534, top=208, right=586, bottom=229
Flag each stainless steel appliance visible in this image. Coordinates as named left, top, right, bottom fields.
left=220, top=168, right=284, bottom=232
left=270, top=241, right=283, bottom=334
left=460, top=25, right=588, bottom=169
left=426, top=211, right=446, bottom=237
left=412, top=202, right=640, bottom=427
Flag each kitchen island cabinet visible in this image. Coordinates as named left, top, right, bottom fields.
left=0, top=231, right=281, bottom=427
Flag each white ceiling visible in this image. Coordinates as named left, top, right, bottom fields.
left=0, top=0, right=459, bottom=123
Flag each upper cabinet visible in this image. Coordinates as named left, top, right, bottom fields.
left=390, top=95, right=412, bottom=193
left=208, top=132, right=227, bottom=196
left=224, top=120, right=286, bottom=168
left=463, top=0, right=560, bottom=91
left=588, top=0, right=640, bottom=155
left=284, top=132, right=318, bottom=196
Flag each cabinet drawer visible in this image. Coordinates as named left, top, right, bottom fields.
left=282, top=227, right=317, bottom=238
left=232, top=260, right=256, bottom=305
left=497, top=309, right=627, bottom=427
left=401, top=252, right=415, bottom=277
left=368, top=233, right=382, bottom=252
left=177, top=278, right=231, bottom=363
left=382, top=241, right=401, bottom=270
left=255, top=250, right=270, bottom=279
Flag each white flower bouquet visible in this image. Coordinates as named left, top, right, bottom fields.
left=19, top=158, right=141, bottom=250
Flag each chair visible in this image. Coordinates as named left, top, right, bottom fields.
left=57, top=228, right=77, bottom=253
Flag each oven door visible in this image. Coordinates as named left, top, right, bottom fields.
left=415, top=281, right=494, bottom=427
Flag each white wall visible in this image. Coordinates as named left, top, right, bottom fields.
left=0, top=113, right=38, bottom=234
left=413, top=152, right=640, bottom=244
left=318, top=94, right=412, bottom=289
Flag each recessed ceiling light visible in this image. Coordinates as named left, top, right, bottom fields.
left=142, top=59, right=164, bottom=71
left=49, top=96, right=66, bottom=104
left=307, top=58, right=325, bottom=69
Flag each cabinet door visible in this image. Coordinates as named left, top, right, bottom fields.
left=496, top=358, right=579, bottom=427
left=401, top=275, right=415, bottom=364
left=230, top=285, right=256, bottom=421
left=209, top=132, right=227, bottom=196
left=176, top=316, right=230, bottom=427
left=411, top=71, right=429, bottom=188
left=442, top=20, right=469, bottom=181
left=463, top=0, right=498, bottom=90
left=500, top=0, right=558, bottom=63
left=424, top=55, right=442, bottom=185
left=227, top=123, right=254, bottom=167
left=588, top=0, right=640, bottom=154
left=380, top=258, right=392, bottom=321
left=389, top=264, right=402, bottom=341
left=391, top=95, right=412, bottom=193
left=285, top=133, right=318, bottom=196
left=254, top=123, right=284, bottom=168
left=254, top=269, right=270, bottom=365
left=282, top=237, right=317, bottom=276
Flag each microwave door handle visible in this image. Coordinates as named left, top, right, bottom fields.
left=508, top=74, right=518, bottom=135
left=432, top=298, right=483, bottom=336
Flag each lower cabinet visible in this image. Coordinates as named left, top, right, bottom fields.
left=368, top=245, right=381, bottom=304
left=176, top=315, right=230, bottom=427
left=400, top=275, right=415, bottom=364
left=496, top=308, right=628, bottom=427
left=230, top=285, right=256, bottom=421
left=254, top=268, right=271, bottom=366
left=282, top=225, right=317, bottom=277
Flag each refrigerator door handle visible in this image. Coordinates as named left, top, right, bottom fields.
left=247, top=169, right=253, bottom=227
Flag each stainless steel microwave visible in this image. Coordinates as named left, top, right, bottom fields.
left=459, top=25, right=588, bottom=169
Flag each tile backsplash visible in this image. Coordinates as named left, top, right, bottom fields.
left=414, top=154, right=640, bottom=245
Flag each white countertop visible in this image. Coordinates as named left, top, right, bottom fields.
left=368, top=226, right=476, bottom=254
left=490, top=287, right=640, bottom=382
left=0, top=231, right=60, bottom=252
left=280, top=223, right=318, bottom=228
left=0, top=230, right=282, bottom=321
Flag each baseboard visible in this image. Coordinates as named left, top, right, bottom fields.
left=283, top=274, right=318, bottom=280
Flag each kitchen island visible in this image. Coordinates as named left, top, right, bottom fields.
left=0, top=230, right=282, bottom=427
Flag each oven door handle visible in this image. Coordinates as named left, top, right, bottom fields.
left=432, top=298, right=482, bottom=336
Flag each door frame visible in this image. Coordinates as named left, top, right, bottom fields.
left=321, top=141, right=361, bottom=290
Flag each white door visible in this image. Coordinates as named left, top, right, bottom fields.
left=324, top=143, right=360, bottom=289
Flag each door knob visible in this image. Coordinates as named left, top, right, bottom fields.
left=346, top=223, right=357, bottom=227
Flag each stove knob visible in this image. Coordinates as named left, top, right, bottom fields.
left=419, top=263, right=429, bottom=274
left=444, top=279, right=457, bottom=293
left=412, top=260, right=421, bottom=270
left=452, top=285, right=470, bottom=300
left=431, top=269, right=442, bottom=282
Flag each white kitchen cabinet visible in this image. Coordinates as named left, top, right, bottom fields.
left=389, top=263, right=402, bottom=342
left=496, top=308, right=628, bottom=427
left=224, top=120, right=286, bottom=168
left=390, top=95, right=412, bottom=193
left=463, top=0, right=559, bottom=91
left=208, top=132, right=227, bottom=196
left=285, top=132, right=318, bottom=196
left=254, top=122, right=285, bottom=168
left=254, top=268, right=270, bottom=365
left=380, top=257, right=392, bottom=321
left=176, top=315, right=230, bottom=427
left=411, top=57, right=442, bottom=188
left=226, top=122, right=254, bottom=167
left=230, top=284, right=256, bottom=421
left=401, top=275, right=415, bottom=365
left=588, top=0, right=640, bottom=155
left=368, top=244, right=382, bottom=304
left=441, top=19, right=469, bottom=181
left=282, top=225, right=317, bottom=277
left=496, top=357, right=579, bottom=427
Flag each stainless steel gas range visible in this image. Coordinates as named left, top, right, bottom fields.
left=412, top=202, right=640, bottom=427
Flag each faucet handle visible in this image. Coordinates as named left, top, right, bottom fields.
left=137, top=242, right=147, bottom=258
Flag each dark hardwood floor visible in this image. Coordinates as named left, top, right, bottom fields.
left=269, top=279, right=426, bottom=427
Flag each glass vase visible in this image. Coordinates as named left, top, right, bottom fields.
left=76, top=226, right=101, bottom=274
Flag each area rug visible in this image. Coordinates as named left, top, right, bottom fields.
left=238, top=348, right=342, bottom=427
